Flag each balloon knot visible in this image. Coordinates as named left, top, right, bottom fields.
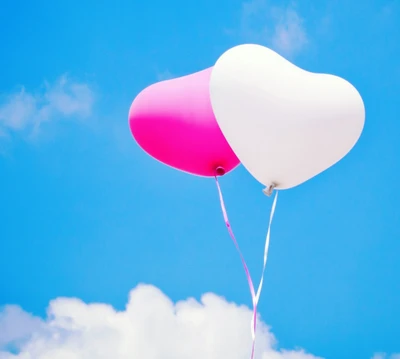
left=215, top=166, right=226, bottom=176
left=263, top=183, right=276, bottom=197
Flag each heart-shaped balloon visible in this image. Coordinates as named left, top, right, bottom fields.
left=209, top=44, right=365, bottom=190
left=129, top=68, right=239, bottom=177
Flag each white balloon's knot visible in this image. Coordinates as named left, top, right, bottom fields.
left=263, top=183, right=276, bottom=197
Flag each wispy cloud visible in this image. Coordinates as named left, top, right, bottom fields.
left=377, top=0, right=399, bottom=26
left=0, top=284, right=322, bottom=359
left=234, top=0, right=308, bottom=58
left=380, top=1, right=398, bottom=17
left=372, top=354, right=400, bottom=359
left=269, top=6, right=308, bottom=57
left=0, top=75, right=95, bottom=138
left=156, top=70, right=176, bottom=81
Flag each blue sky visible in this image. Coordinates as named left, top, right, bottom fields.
left=0, top=0, right=399, bottom=358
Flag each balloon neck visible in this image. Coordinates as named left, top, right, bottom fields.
left=263, top=183, right=276, bottom=197
left=215, top=166, right=226, bottom=176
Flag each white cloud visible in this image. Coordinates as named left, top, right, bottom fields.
left=269, top=7, right=308, bottom=57
left=0, top=90, right=37, bottom=131
left=0, top=75, right=95, bottom=137
left=156, top=70, right=176, bottom=81
left=239, top=0, right=308, bottom=57
left=0, top=284, right=323, bottom=359
left=380, top=1, right=398, bottom=17
left=0, top=305, right=43, bottom=348
left=372, top=354, right=400, bottom=359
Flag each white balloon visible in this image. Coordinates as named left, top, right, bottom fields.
left=209, top=44, right=365, bottom=190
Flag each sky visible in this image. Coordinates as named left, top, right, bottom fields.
left=0, top=0, right=399, bottom=358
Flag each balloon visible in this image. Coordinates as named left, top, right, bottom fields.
left=129, top=68, right=240, bottom=177
left=209, top=44, right=365, bottom=190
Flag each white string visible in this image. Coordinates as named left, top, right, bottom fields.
left=251, top=191, right=279, bottom=339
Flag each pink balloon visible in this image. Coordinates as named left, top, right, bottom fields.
left=128, top=67, right=240, bottom=177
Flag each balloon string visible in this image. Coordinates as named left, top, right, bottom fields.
left=251, top=190, right=278, bottom=337
left=214, top=176, right=278, bottom=359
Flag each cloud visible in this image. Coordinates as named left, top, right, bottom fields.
left=380, top=1, right=398, bottom=17
left=0, top=306, right=43, bottom=348
left=377, top=1, right=399, bottom=28
left=156, top=70, right=176, bottom=81
left=0, top=75, right=95, bottom=137
left=0, top=284, right=323, bottom=359
left=372, top=354, right=400, bottom=359
left=238, top=0, right=308, bottom=57
left=269, top=7, right=308, bottom=57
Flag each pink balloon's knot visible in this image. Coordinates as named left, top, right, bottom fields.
left=215, top=166, right=226, bottom=176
